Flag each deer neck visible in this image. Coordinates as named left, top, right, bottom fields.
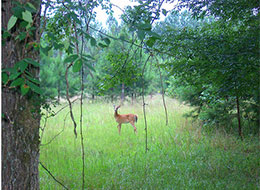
left=114, top=109, right=119, bottom=118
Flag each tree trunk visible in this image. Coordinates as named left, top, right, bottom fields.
left=2, top=1, right=41, bottom=189
left=121, top=83, right=125, bottom=104
left=111, top=95, right=114, bottom=103
left=236, top=96, right=243, bottom=139
left=57, top=80, right=61, bottom=103
left=92, top=87, right=95, bottom=100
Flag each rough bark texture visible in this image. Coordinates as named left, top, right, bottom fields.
left=2, top=1, right=41, bottom=189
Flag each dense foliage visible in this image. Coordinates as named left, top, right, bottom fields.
left=39, top=0, right=259, bottom=137
left=40, top=0, right=166, bottom=103
left=155, top=2, right=259, bottom=136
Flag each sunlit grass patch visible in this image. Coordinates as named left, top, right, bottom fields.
left=39, top=95, right=259, bottom=190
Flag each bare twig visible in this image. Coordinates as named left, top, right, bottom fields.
left=40, top=110, right=49, bottom=142
left=79, top=56, right=86, bottom=190
left=155, top=56, right=168, bottom=126
left=79, top=1, right=87, bottom=189
left=110, top=36, right=140, bottom=81
left=40, top=112, right=69, bottom=146
left=141, top=54, right=151, bottom=153
left=39, top=162, right=69, bottom=190
left=65, top=63, right=77, bottom=138
left=50, top=98, right=80, bottom=118
left=40, top=98, right=79, bottom=144
left=88, top=25, right=174, bottom=57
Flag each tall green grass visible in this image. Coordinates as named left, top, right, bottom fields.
left=39, top=96, right=259, bottom=189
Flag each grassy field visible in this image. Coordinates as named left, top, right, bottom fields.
left=39, top=96, right=259, bottom=190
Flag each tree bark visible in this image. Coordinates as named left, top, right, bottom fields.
left=236, top=96, right=243, bottom=139
left=121, top=82, right=125, bottom=104
left=57, top=80, right=61, bottom=103
left=2, top=1, right=41, bottom=189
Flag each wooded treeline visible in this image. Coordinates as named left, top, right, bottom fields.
left=40, top=0, right=259, bottom=137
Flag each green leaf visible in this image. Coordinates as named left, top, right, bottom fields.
left=103, top=37, right=111, bottom=45
left=19, top=32, right=27, bottom=40
left=83, top=61, right=95, bottom=72
left=24, top=58, right=40, bottom=67
left=20, top=84, right=30, bottom=95
left=15, top=32, right=27, bottom=41
left=22, top=10, right=33, bottom=23
left=64, top=39, right=70, bottom=49
left=82, top=54, right=95, bottom=60
left=72, top=58, right=82, bottom=72
left=146, top=37, right=156, bottom=47
left=98, top=43, right=108, bottom=48
left=25, top=74, right=40, bottom=84
left=137, top=23, right=151, bottom=31
left=90, top=37, right=97, bottom=46
left=41, top=45, right=52, bottom=56
left=7, top=15, right=17, bottom=31
left=15, top=60, right=28, bottom=72
left=137, top=30, right=145, bottom=41
left=27, top=81, right=42, bottom=94
left=64, top=54, right=78, bottom=63
left=69, top=12, right=81, bottom=24
left=146, top=31, right=161, bottom=39
left=25, top=70, right=33, bottom=77
left=12, top=6, right=25, bottom=18
left=162, top=9, right=167, bottom=16
left=20, top=21, right=29, bottom=28
left=54, top=42, right=64, bottom=50
left=2, top=72, right=8, bottom=84
left=3, top=67, right=16, bottom=74
left=10, top=77, right=24, bottom=87
left=119, top=35, right=125, bottom=41
left=9, top=72, right=21, bottom=80
left=3, top=31, right=11, bottom=39
left=27, top=2, right=36, bottom=10
left=67, top=46, right=73, bottom=55
left=84, top=32, right=91, bottom=39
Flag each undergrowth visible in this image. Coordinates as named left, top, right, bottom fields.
left=39, top=96, right=259, bottom=189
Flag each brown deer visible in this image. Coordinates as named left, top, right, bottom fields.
left=113, top=105, right=138, bottom=134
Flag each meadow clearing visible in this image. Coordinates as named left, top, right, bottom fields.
left=39, top=96, right=259, bottom=189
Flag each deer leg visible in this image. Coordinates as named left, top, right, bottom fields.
left=130, top=121, right=137, bottom=134
left=117, top=124, right=121, bottom=135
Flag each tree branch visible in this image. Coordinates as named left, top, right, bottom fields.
left=155, top=55, right=168, bottom=126
left=40, top=112, right=69, bottom=146
left=65, top=63, right=77, bottom=138
left=40, top=162, right=69, bottom=190
left=141, top=54, right=151, bottom=153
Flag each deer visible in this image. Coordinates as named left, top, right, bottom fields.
left=113, top=105, right=138, bottom=135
